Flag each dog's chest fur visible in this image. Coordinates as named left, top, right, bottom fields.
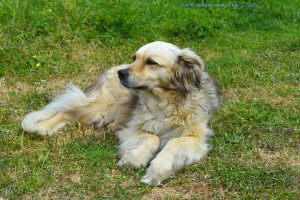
left=132, top=89, right=191, bottom=137
left=139, top=98, right=167, bottom=135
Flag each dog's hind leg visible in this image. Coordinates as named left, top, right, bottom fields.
left=21, top=84, right=93, bottom=135
left=22, top=65, right=132, bottom=136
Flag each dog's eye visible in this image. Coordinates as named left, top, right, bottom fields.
left=146, top=59, right=158, bottom=65
left=132, top=55, right=136, bottom=61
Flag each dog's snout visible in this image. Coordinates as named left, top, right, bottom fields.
left=118, top=69, right=129, bottom=78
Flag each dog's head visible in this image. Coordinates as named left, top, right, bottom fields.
left=118, top=41, right=204, bottom=92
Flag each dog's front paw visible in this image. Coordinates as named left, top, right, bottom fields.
left=117, top=157, right=137, bottom=167
left=117, top=153, right=148, bottom=168
left=141, top=172, right=162, bottom=186
left=118, top=138, right=160, bottom=168
left=140, top=161, right=173, bottom=186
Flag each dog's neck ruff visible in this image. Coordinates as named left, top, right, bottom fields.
left=139, top=88, right=189, bottom=107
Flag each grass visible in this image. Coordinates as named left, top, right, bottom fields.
left=0, top=0, right=299, bottom=199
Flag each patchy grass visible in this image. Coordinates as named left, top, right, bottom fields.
left=0, top=0, right=299, bottom=199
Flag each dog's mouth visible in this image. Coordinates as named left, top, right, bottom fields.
left=120, top=79, right=148, bottom=90
left=118, top=69, right=148, bottom=90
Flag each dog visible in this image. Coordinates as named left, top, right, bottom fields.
left=22, top=41, right=219, bottom=185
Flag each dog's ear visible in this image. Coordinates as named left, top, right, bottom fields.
left=178, top=48, right=204, bottom=71
left=173, top=48, right=204, bottom=91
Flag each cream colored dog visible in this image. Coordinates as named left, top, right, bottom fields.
left=22, top=41, right=219, bottom=185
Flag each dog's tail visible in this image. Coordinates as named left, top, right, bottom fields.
left=21, top=84, right=91, bottom=135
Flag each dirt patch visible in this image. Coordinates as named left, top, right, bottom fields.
left=142, top=182, right=231, bottom=200
left=16, top=188, right=76, bottom=200
left=258, top=148, right=300, bottom=168
left=69, top=171, right=81, bottom=183
left=1, top=42, right=109, bottom=102
left=223, top=86, right=298, bottom=108
left=0, top=76, right=70, bottom=101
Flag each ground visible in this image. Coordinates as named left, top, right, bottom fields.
left=0, top=0, right=299, bottom=199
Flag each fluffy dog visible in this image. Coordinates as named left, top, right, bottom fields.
left=22, top=41, right=219, bottom=185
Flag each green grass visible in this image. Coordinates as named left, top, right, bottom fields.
left=0, top=0, right=299, bottom=199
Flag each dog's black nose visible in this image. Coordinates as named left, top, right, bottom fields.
left=118, top=69, right=129, bottom=78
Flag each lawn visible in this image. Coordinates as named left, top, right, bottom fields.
left=0, top=0, right=299, bottom=199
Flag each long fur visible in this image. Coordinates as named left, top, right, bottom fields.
left=21, top=41, right=219, bottom=185
left=22, top=64, right=133, bottom=135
